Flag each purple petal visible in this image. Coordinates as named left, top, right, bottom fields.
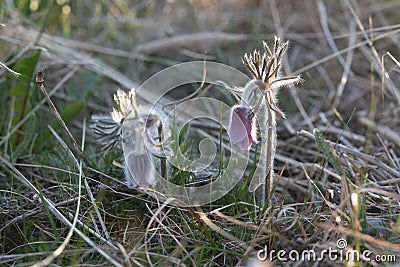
left=125, top=153, right=155, bottom=189
left=228, top=105, right=257, bottom=150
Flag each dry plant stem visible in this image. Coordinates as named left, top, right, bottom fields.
left=268, top=1, right=314, bottom=131
left=358, top=116, right=400, bottom=148
left=298, top=130, right=400, bottom=177
left=79, top=120, right=110, bottom=241
left=47, top=126, right=118, bottom=243
left=381, top=51, right=400, bottom=101
left=333, top=21, right=356, bottom=107
left=317, top=0, right=354, bottom=76
left=0, top=60, right=21, bottom=76
left=0, top=196, right=82, bottom=233
left=344, top=0, right=400, bottom=104
left=144, top=198, right=195, bottom=266
left=36, top=71, right=91, bottom=167
left=376, top=133, right=398, bottom=168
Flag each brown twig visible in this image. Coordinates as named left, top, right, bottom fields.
left=36, top=70, right=91, bottom=168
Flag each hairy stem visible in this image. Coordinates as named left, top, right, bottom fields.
left=241, top=80, right=276, bottom=208
left=264, top=102, right=276, bottom=206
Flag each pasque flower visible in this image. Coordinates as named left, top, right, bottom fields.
left=228, top=36, right=303, bottom=206
left=92, top=87, right=170, bottom=191
left=228, top=37, right=302, bottom=152
left=111, top=88, right=158, bottom=190
left=91, top=89, right=163, bottom=190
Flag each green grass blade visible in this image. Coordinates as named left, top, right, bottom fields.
left=313, top=128, right=342, bottom=175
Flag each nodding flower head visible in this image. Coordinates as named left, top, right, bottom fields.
left=242, top=36, right=303, bottom=118
left=122, top=118, right=155, bottom=190
left=111, top=88, right=161, bottom=190
left=228, top=105, right=257, bottom=151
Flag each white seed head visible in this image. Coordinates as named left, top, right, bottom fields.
left=112, top=88, right=138, bottom=122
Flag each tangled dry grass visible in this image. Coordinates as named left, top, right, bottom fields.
left=1, top=0, right=399, bottom=266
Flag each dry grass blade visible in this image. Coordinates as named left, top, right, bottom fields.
left=317, top=0, right=354, bottom=76
left=135, top=32, right=247, bottom=54
left=299, top=129, right=400, bottom=177
left=293, top=28, right=400, bottom=75
left=0, top=156, right=123, bottom=267
left=0, top=60, right=21, bottom=76
left=358, top=117, right=400, bottom=148
left=31, top=159, right=83, bottom=267
left=196, top=206, right=249, bottom=251
left=344, top=0, right=400, bottom=104
left=144, top=198, right=193, bottom=266
left=381, top=51, right=400, bottom=101
left=333, top=21, right=356, bottom=107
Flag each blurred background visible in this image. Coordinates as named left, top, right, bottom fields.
left=1, top=0, right=399, bottom=117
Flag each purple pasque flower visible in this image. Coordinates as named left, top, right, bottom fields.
left=228, top=105, right=257, bottom=150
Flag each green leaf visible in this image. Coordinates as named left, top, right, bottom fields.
left=13, top=114, right=37, bottom=159
left=65, top=72, right=98, bottom=102
left=7, top=51, right=41, bottom=148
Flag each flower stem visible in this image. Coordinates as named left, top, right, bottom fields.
left=240, top=80, right=276, bottom=208
left=264, top=101, right=276, bottom=207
